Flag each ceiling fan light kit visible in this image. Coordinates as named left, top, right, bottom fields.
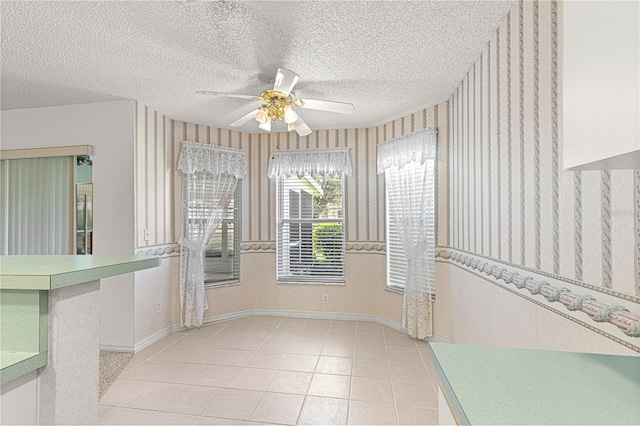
left=197, top=68, right=355, bottom=137
left=253, top=90, right=299, bottom=126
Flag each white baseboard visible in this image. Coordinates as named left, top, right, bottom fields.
left=201, top=309, right=255, bottom=326
left=187, top=309, right=450, bottom=343
left=426, top=335, right=451, bottom=343
left=99, top=344, right=135, bottom=352
left=252, top=309, right=378, bottom=323
left=129, top=324, right=174, bottom=353
left=126, top=309, right=451, bottom=353
left=374, top=314, right=404, bottom=332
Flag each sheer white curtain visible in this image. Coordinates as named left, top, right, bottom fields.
left=378, top=129, right=436, bottom=339
left=178, top=142, right=246, bottom=327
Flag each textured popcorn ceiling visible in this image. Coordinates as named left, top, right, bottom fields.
left=1, top=1, right=513, bottom=131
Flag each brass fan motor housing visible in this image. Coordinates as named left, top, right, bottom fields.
left=254, top=90, right=304, bottom=122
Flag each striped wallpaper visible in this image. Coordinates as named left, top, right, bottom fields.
left=134, top=0, right=638, bottom=299
left=134, top=103, right=173, bottom=248
left=134, top=102, right=449, bottom=252
left=447, top=0, right=639, bottom=297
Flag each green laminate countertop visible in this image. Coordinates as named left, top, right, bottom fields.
left=0, top=351, right=47, bottom=384
left=1, top=255, right=160, bottom=385
left=0, top=255, right=160, bottom=290
left=428, top=343, right=640, bottom=425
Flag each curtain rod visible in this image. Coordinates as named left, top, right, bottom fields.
left=378, top=127, right=437, bottom=146
left=182, top=140, right=245, bottom=154
left=271, top=147, right=351, bottom=155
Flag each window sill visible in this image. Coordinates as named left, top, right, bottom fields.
left=277, top=280, right=345, bottom=286
left=205, top=279, right=240, bottom=289
left=385, top=285, right=436, bottom=301
left=386, top=285, right=404, bottom=295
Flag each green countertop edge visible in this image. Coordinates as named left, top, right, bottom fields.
left=428, top=344, right=470, bottom=426
left=0, top=352, right=47, bottom=385
left=0, top=257, right=160, bottom=290
left=0, top=277, right=50, bottom=290
left=50, top=257, right=159, bottom=289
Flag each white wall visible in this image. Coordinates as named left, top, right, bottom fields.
left=1, top=100, right=137, bottom=349
left=134, top=255, right=178, bottom=348
left=562, top=0, right=640, bottom=170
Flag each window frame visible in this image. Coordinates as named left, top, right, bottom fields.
left=276, top=174, right=346, bottom=285
left=202, top=180, right=242, bottom=288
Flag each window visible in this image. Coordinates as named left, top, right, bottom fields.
left=277, top=174, right=345, bottom=283
left=202, top=182, right=241, bottom=285
left=385, top=161, right=430, bottom=291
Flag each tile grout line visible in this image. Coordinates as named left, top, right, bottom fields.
left=102, top=317, right=437, bottom=425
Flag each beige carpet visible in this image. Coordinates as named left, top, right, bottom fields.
left=99, top=351, right=134, bottom=400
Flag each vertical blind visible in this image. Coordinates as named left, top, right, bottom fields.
left=0, top=157, right=73, bottom=255
left=276, top=174, right=345, bottom=283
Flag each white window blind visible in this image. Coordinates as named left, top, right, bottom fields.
left=203, top=182, right=241, bottom=284
left=276, top=174, right=345, bottom=283
left=385, top=161, right=431, bottom=290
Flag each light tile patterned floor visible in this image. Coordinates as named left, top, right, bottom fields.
left=100, top=317, right=439, bottom=425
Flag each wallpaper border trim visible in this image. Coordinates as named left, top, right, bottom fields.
left=135, top=243, right=179, bottom=257
left=135, top=241, right=387, bottom=254
left=241, top=242, right=276, bottom=252
left=240, top=241, right=386, bottom=253
left=437, top=249, right=640, bottom=345
left=439, top=256, right=639, bottom=354
left=437, top=246, right=640, bottom=304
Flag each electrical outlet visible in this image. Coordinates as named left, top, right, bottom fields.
left=322, top=294, right=329, bottom=304
left=155, top=302, right=161, bottom=314
left=144, top=229, right=150, bottom=241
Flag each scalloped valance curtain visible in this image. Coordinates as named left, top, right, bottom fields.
left=178, top=141, right=247, bottom=178
left=177, top=141, right=246, bottom=327
left=268, top=148, right=353, bottom=178
left=377, top=128, right=437, bottom=339
left=377, top=128, right=437, bottom=174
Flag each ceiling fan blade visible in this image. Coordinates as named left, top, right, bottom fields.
left=273, top=68, right=299, bottom=96
left=196, top=91, right=256, bottom=100
left=230, top=109, right=259, bottom=127
left=298, top=98, right=355, bottom=114
left=288, top=114, right=312, bottom=137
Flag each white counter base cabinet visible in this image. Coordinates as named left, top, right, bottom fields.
left=0, top=371, right=37, bottom=425
left=563, top=1, right=639, bottom=170
left=437, top=386, right=457, bottom=425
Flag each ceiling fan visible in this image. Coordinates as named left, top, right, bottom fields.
left=197, top=68, right=355, bottom=137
